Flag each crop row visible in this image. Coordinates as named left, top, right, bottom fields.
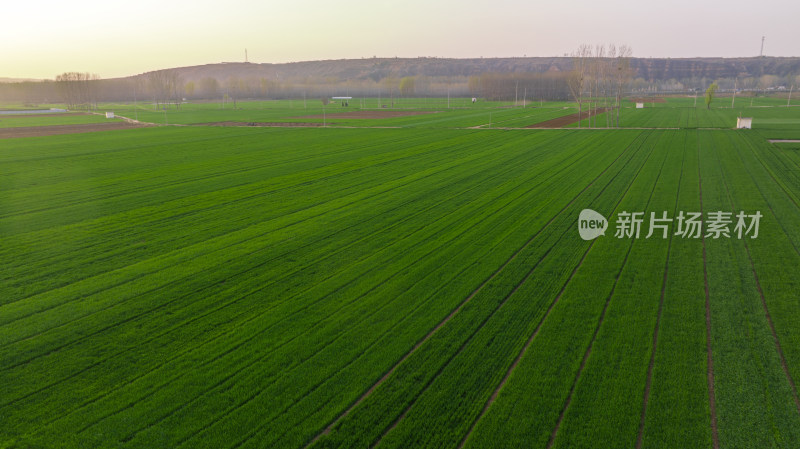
left=311, top=131, right=656, bottom=449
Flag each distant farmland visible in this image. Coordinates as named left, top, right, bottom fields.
left=2, top=100, right=800, bottom=449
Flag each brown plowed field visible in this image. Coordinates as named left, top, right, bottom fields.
left=200, top=121, right=322, bottom=127
left=526, top=108, right=610, bottom=128
left=628, top=98, right=666, bottom=103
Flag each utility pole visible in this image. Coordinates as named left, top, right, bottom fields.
left=523, top=87, right=527, bottom=108
left=760, top=36, right=765, bottom=57
left=731, top=79, right=737, bottom=108
left=789, top=85, right=794, bottom=107
left=245, top=49, right=248, bottom=63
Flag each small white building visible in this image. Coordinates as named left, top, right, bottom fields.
left=737, top=117, right=753, bottom=129
left=635, top=102, right=644, bottom=109
left=105, top=112, right=115, bottom=119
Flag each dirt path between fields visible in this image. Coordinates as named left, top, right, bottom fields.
left=628, top=98, right=666, bottom=103
left=199, top=121, right=323, bottom=127
left=0, top=122, right=146, bottom=139
left=526, top=108, right=610, bottom=128
left=698, top=163, right=721, bottom=449
left=0, top=112, right=91, bottom=118
left=297, top=110, right=438, bottom=120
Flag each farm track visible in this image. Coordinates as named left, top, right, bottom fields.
left=697, top=139, right=721, bottom=449
left=296, top=111, right=438, bottom=119
left=199, top=121, right=323, bottom=127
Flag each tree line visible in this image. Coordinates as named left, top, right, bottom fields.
left=566, top=44, right=634, bottom=128
left=54, top=72, right=100, bottom=110
left=1, top=61, right=796, bottom=108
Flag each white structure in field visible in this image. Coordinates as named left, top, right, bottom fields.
left=105, top=112, right=115, bottom=118
left=737, top=117, right=753, bottom=129
left=635, top=102, right=644, bottom=109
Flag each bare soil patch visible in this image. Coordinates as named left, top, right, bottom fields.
left=628, top=98, right=666, bottom=103
left=526, top=108, right=610, bottom=128
left=200, top=121, right=322, bottom=127
left=297, top=110, right=438, bottom=120
left=0, top=112, right=91, bottom=118
left=0, top=122, right=144, bottom=139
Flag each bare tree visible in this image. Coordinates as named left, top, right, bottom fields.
left=567, top=44, right=592, bottom=128
left=587, top=44, right=608, bottom=128
left=199, top=77, right=220, bottom=98
left=611, top=45, right=633, bottom=127
left=600, top=45, right=616, bottom=127
left=147, top=70, right=183, bottom=109
left=169, top=71, right=183, bottom=109
left=383, top=77, right=398, bottom=107
left=226, top=77, right=241, bottom=108
left=55, top=72, right=99, bottom=110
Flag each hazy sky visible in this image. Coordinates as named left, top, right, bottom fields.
left=2, top=0, right=797, bottom=79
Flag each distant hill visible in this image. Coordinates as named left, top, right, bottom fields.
left=3, top=56, right=798, bottom=104
left=0, top=77, right=45, bottom=83
left=122, top=57, right=800, bottom=83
